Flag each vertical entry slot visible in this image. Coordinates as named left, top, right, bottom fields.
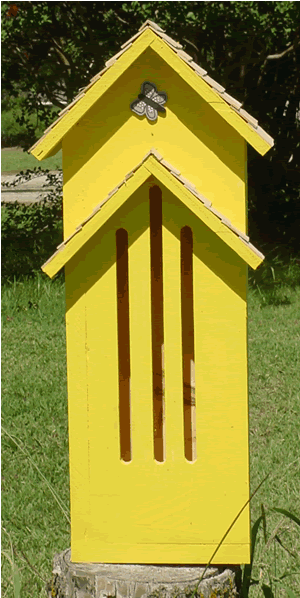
left=116, top=228, right=131, bottom=462
left=181, top=226, right=196, bottom=461
left=150, top=185, right=165, bottom=462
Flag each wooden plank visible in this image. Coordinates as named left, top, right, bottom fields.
left=116, top=228, right=131, bottom=461
left=192, top=215, right=251, bottom=563
left=126, top=186, right=154, bottom=462
left=149, top=185, right=165, bottom=462
left=162, top=194, right=185, bottom=462
left=74, top=540, right=250, bottom=564
left=150, top=37, right=272, bottom=156
left=65, top=258, right=90, bottom=556
left=85, top=228, right=120, bottom=464
left=160, top=185, right=251, bottom=563
left=82, top=224, right=120, bottom=557
left=31, top=29, right=157, bottom=161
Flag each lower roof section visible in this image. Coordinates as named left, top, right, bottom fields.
left=42, top=149, right=264, bottom=278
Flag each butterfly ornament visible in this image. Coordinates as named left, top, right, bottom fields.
left=130, top=81, right=168, bottom=122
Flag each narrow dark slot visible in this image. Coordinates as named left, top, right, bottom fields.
left=116, top=228, right=131, bottom=462
left=180, top=226, right=196, bottom=461
left=150, top=185, right=165, bottom=462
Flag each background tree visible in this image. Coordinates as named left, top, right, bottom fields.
left=2, top=1, right=300, bottom=251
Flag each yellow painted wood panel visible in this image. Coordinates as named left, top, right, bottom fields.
left=68, top=181, right=250, bottom=563
left=127, top=187, right=153, bottom=463
left=75, top=217, right=120, bottom=559
left=162, top=205, right=185, bottom=462
left=73, top=542, right=249, bottom=565
left=162, top=185, right=250, bottom=558
left=62, top=47, right=247, bottom=238
left=65, top=258, right=90, bottom=554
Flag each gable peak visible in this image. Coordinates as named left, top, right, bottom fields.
left=138, top=19, right=165, bottom=33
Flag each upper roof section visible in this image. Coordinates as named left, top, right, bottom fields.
left=30, top=20, right=274, bottom=160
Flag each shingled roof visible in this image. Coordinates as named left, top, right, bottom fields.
left=30, top=20, right=274, bottom=158
left=42, top=149, right=264, bottom=278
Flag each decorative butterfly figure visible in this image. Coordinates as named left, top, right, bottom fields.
left=130, top=81, right=168, bottom=122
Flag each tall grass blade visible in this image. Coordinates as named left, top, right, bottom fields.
left=13, top=568, right=21, bottom=598
left=271, top=509, right=300, bottom=527
left=17, top=547, right=47, bottom=583
left=1, top=551, right=22, bottom=598
left=191, top=474, right=269, bottom=598
left=274, top=534, right=297, bottom=559
left=261, top=503, right=267, bottom=543
left=241, top=514, right=264, bottom=597
left=1, top=425, right=70, bottom=523
left=286, top=589, right=298, bottom=598
left=262, top=584, right=275, bottom=598
left=2, top=529, right=22, bottom=598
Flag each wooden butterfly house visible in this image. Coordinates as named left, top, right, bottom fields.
left=30, top=20, right=274, bottom=564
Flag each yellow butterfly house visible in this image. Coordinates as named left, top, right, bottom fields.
left=30, top=20, right=274, bottom=565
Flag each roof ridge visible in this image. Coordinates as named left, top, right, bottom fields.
left=48, top=149, right=263, bottom=266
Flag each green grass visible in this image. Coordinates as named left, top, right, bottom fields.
left=246, top=288, right=300, bottom=597
left=2, top=276, right=300, bottom=597
left=2, top=275, right=68, bottom=597
left=1, top=148, right=62, bottom=174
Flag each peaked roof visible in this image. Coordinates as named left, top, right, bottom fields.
left=42, top=149, right=264, bottom=279
left=30, top=20, right=274, bottom=161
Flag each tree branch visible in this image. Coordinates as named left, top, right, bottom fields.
left=43, top=86, right=67, bottom=109
left=50, top=38, right=73, bottom=73
left=266, top=37, right=299, bottom=61
left=183, top=37, right=199, bottom=52
left=257, top=33, right=300, bottom=86
left=114, top=13, right=130, bottom=26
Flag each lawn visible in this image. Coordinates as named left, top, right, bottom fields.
left=1, top=276, right=300, bottom=598
left=1, top=147, right=62, bottom=174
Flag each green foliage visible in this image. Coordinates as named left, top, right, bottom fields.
left=1, top=169, right=63, bottom=279
left=1, top=94, right=59, bottom=148
left=249, top=247, right=300, bottom=306
left=1, top=1, right=299, bottom=248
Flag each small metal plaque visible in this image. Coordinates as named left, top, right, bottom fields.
left=130, top=81, right=167, bottom=122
